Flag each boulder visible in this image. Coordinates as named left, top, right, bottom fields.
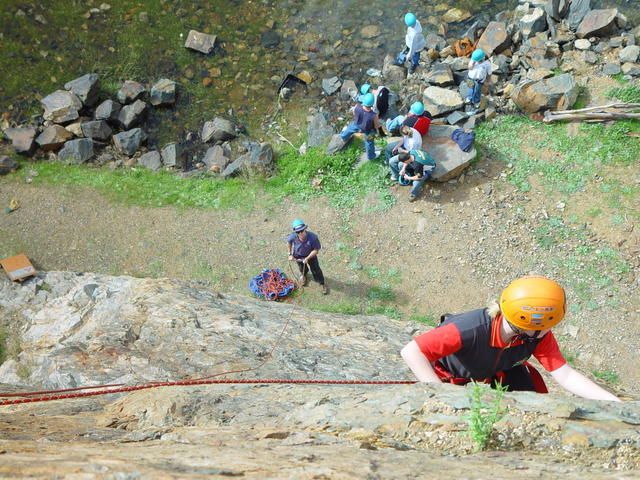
left=512, top=74, right=578, bottom=113
left=425, top=33, right=447, bottom=51
left=64, top=73, right=100, bottom=107
left=619, top=46, right=640, bottom=64
left=442, top=8, right=471, bottom=24
left=95, top=99, right=121, bottom=122
left=621, top=63, right=640, bottom=76
left=602, top=63, right=622, bottom=76
left=476, top=22, right=511, bottom=56
left=35, top=125, right=73, bottom=151
left=519, top=8, right=548, bottom=39
left=3, top=127, right=37, bottom=154
left=118, top=100, right=147, bottom=129
left=307, top=111, right=335, bottom=148
left=582, top=51, right=598, bottom=64
left=184, top=30, right=217, bottom=54
left=58, top=138, right=94, bottom=164
left=425, top=125, right=477, bottom=182
left=112, top=128, right=145, bottom=156
left=339, top=80, right=357, bottom=101
left=222, top=142, right=274, bottom=179
left=0, top=155, right=19, bottom=175
left=202, top=145, right=230, bottom=172
left=150, top=79, right=177, bottom=106
left=360, top=25, right=380, bottom=39
left=41, top=90, right=82, bottom=124
left=526, top=69, right=554, bottom=81
left=425, top=64, right=455, bottom=87
left=202, top=117, right=237, bottom=143
left=574, top=39, right=592, bottom=50
left=160, top=142, right=183, bottom=168
left=382, top=55, right=406, bottom=85
left=423, top=86, right=464, bottom=116
left=322, top=76, right=342, bottom=96
left=138, top=150, right=162, bottom=171
left=260, top=30, right=280, bottom=48
left=545, top=0, right=569, bottom=22
left=326, top=134, right=347, bottom=155
left=567, top=0, right=591, bottom=30
left=446, top=111, right=468, bottom=125
left=65, top=121, right=84, bottom=137
left=117, top=80, right=146, bottom=105
left=577, top=9, right=620, bottom=39
left=81, top=120, right=112, bottom=141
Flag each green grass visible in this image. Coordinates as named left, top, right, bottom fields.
left=466, top=382, right=507, bottom=451
left=592, top=369, right=620, bottom=385
left=409, top=313, right=439, bottom=327
left=606, top=84, right=640, bottom=103
left=0, top=327, right=7, bottom=365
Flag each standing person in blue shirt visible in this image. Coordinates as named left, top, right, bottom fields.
left=337, top=92, right=381, bottom=161
left=465, top=49, right=492, bottom=109
left=287, top=219, right=329, bottom=295
left=395, top=13, right=426, bottom=74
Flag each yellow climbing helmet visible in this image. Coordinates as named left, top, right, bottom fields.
left=500, top=276, right=566, bottom=331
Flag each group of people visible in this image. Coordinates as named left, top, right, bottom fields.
left=331, top=12, right=494, bottom=202
left=286, top=221, right=621, bottom=402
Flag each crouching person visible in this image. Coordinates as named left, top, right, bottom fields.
left=401, top=276, right=621, bottom=401
left=390, top=149, right=435, bottom=202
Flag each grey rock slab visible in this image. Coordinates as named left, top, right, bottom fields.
left=118, top=99, right=147, bottom=129
left=577, top=9, right=619, bottom=39
left=0, top=155, right=19, bottom=175
left=545, top=0, right=569, bottom=22
left=382, top=55, right=406, bottom=85
left=222, top=142, right=274, bottom=179
left=446, top=111, right=468, bottom=125
left=112, top=128, right=145, bottom=156
left=519, top=8, right=548, bottom=39
left=602, top=63, right=622, bottom=76
left=513, top=73, right=578, bottom=113
left=3, top=126, right=37, bottom=154
left=425, top=64, right=454, bottom=87
left=202, top=145, right=230, bottom=172
left=58, top=138, right=94, bottom=164
left=138, top=150, right=162, bottom=171
left=322, top=76, right=342, bottom=96
left=36, top=125, right=73, bottom=151
left=582, top=51, right=598, bottom=64
left=117, top=80, right=146, bottom=105
left=64, top=73, right=100, bottom=107
left=201, top=117, right=237, bottom=143
left=260, top=30, right=280, bottom=48
left=41, top=90, right=82, bottom=124
left=326, top=133, right=347, bottom=154
left=160, top=142, right=182, bottom=168
left=425, top=33, right=447, bottom=51
left=425, top=125, right=477, bottom=182
left=423, top=86, right=463, bottom=117
left=150, top=78, right=176, bottom=106
left=619, top=46, right=640, bottom=64
left=476, top=21, right=511, bottom=56
left=307, top=111, right=335, bottom=148
left=574, top=39, right=591, bottom=50
left=94, top=99, right=121, bottom=122
left=621, top=63, right=640, bottom=76
left=567, top=0, right=591, bottom=30
left=184, top=30, right=217, bottom=54
left=339, top=80, right=357, bottom=101
left=81, top=120, right=112, bottom=141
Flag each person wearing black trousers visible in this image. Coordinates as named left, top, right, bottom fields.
left=287, top=219, right=329, bottom=295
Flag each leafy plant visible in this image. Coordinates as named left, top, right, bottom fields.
left=593, top=369, right=620, bottom=385
left=606, top=84, right=640, bottom=103
left=466, top=381, right=507, bottom=451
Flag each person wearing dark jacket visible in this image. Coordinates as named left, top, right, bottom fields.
left=287, top=219, right=329, bottom=295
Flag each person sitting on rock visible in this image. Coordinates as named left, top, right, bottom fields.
left=358, top=84, right=390, bottom=119
left=385, top=101, right=431, bottom=136
left=287, top=219, right=329, bottom=295
left=385, top=125, right=422, bottom=165
left=395, top=12, right=425, bottom=74
left=336, top=92, right=382, bottom=161
left=390, top=150, right=435, bottom=202
left=465, top=48, right=492, bottom=109
left=401, top=276, right=621, bottom=401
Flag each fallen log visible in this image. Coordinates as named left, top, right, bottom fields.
left=550, top=102, right=640, bottom=115
left=544, top=110, right=640, bottom=123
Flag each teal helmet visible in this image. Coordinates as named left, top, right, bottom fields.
left=471, top=49, right=486, bottom=62
left=404, top=12, right=417, bottom=27
left=410, top=101, right=425, bottom=115
left=291, top=219, right=307, bottom=232
left=362, top=92, right=375, bottom=107
left=360, top=83, right=371, bottom=95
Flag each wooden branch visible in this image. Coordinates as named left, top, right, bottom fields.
left=550, top=103, right=640, bottom=115
left=543, top=111, right=640, bottom=123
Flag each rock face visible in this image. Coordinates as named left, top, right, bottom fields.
left=519, top=8, right=548, bottom=39
left=184, top=30, right=217, bottom=54
left=202, top=117, right=237, bottom=143
left=577, top=9, right=620, bottom=38
left=425, top=64, right=455, bottom=87
left=113, top=128, right=145, bottom=156
left=423, top=86, right=464, bottom=116
left=0, top=273, right=638, bottom=478
left=476, top=22, right=511, bottom=56
left=382, top=55, right=407, bottom=85
left=568, top=0, right=591, bottom=29
left=513, top=74, right=578, bottom=113
left=35, top=125, right=73, bottom=151
left=425, top=125, right=477, bottom=182
left=64, top=73, right=100, bottom=107
left=150, top=79, right=176, bottom=106
left=322, top=76, right=342, bottom=96
left=3, top=126, right=37, bottom=154
left=41, top=90, right=82, bottom=123
left=57, top=138, right=94, bottom=164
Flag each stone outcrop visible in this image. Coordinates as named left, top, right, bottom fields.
left=201, top=117, right=237, bottom=143
left=94, top=99, right=121, bottom=122
left=513, top=73, right=578, bottom=113
left=3, top=126, right=37, bottom=154
left=0, top=273, right=638, bottom=478
left=57, top=138, right=94, bottom=164
left=202, top=144, right=230, bottom=172
left=423, top=86, right=464, bottom=116
left=81, top=120, right=113, bottom=141
left=382, top=54, right=407, bottom=85
left=35, top=125, right=73, bottom=151
left=117, top=80, right=146, bottom=105
left=476, top=21, right=511, bottom=56
left=64, top=73, right=100, bottom=107
left=118, top=99, right=147, bottom=129
left=160, top=142, right=182, bottom=168
left=41, top=90, right=82, bottom=124
left=138, top=150, right=162, bottom=171
left=425, top=125, right=477, bottom=182
left=307, top=111, right=334, bottom=147
left=222, top=142, right=274, bottom=178
left=112, top=128, right=145, bottom=156
left=150, top=78, right=177, bottom=106
left=577, top=9, right=621, bottom=39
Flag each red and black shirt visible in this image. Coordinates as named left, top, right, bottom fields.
left=414, top=308, right=566, bottom=382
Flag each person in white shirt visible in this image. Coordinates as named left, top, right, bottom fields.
left=395, top=13, right=426, bottom=74
left=385, top=125, right=422, bottom=165
left=466, top=48, right=492, bottom=108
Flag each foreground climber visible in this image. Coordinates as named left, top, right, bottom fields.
left=401, top=276, right=621, bottom=401
left=287, top=219, right=329, bottom=295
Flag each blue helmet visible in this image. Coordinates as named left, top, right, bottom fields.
left=410, top=101, right=425, bottom=115
left=360, top=83, right=371, bottom=95
left=291, top=219, right=307, bottom=232
left=362, top=92, right=375, bottom=107
left=404, top=13, right=417, bottom=27
left=471, top=48, right=486, bottom=62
